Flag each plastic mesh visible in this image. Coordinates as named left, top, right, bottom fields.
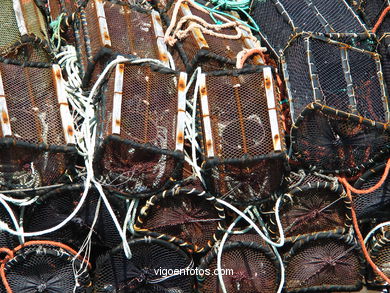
left=93, top=238, right=194, bottom=292
left=201, top=68, right=286, bottom=204
left=283, top=35, right=388, bottom=123
left=277, top=187, right=350, bottom=239
left=84, top=1, right=162, bottom=60
left=0, top=63, right=76, bottom=190
left=95, top=63, right=183, bottom=196
left=353, top=163, right=390, bottom=220
left=198, top=242, right=279, bottom=293
left=24, top=186, right=125, bottom=249
left=2, top=242, right=90, bottom=293
left=291, top=104, right=390, bottom=173
left=285, top=234, right=364, bottom=292
left=137, top=192, right=223, bottom=252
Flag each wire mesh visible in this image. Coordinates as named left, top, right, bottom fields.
left=198, top=241, right=279, bottom=293
left=134, top=188, right=225, bottom=253
left=291, top=103, right=390, bottom=174
left=23, top=184, right=126, bottom=250
left=285, top=232, right=365, bottom=292
left=93, top=238, right=195, bottom=292
left=0, top=63, right=77, bottom=192
left=282, top=34, right=388, bottom=124
left=200, top=66, right=286, bottom=205
left=250, top=0, right=369, bottom=57
left=1, top=241, right=91, bottom=293
left=94, top=62, right=184, bottom=197
left=353, top=163, right=390, bottom=220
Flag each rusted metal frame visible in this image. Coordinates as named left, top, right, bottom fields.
left=0, top=69, right=11, bottom=137
left=111, top=63, right=124, bottom=135
left=175, top=72, right=187, bottom=151
left=199, top=73, right=215, bottom=158
left=94, top=0, right=111, bottom=47
left=263, top=67, right=282, bottom=151
left=52, top=64, right=76, bottom=145
left=340, top=47, right=358, bottom=114
left=180, top=3, right=209, bottom=50
left=151, top=10, right=170, bottom=67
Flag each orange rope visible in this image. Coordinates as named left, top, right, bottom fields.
left=0, top=248, right=13, bottom=260
left=236, top=48, right=266, bottom=69
left=338, top=158, right=390, bottom=284
left=373, top=6, right=390, bottom=33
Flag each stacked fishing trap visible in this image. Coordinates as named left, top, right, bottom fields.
left=0, top=0, right=388, bottom=292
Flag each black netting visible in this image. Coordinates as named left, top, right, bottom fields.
left=0, top=203, right=18, bottom=250
left=353, top=163, right=390, bottom=219
left=367, top=229, right=390, bottom=286
left=2, top=242, right=91, bottom=293
left=93, top=238, right=194, bottom=292
left=283, top=35, right=388, bottom=123
left=94, top=62, right=183, bottom=197
left=291, top=104, right=389, bottom=173
left=251, top=0, right=368, bottom=57
left=285, top=233, right=364, bottom=292
left=24, top=185, right=126, bottom=249
left=198, top=242, right=279, bottom=293
left=351, top=0, right=388, bottom=28
left=200, top=67, right=286, bottom=204
left=136, top=190, right=224, bottom=252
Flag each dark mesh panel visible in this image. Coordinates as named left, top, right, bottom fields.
left=285, top=234, right=364, bottom=292
left=3, top=243, right=90, bottom=293
left=353, top=163, right=390, bottom=219
left=2, top=42, right=52, bottom=64
left=93, top=239, right=194, bottom=292
left=0, top=203, right=18, bottom=250
left=352, top=0, right=387, bottom=28
left=198, top=242, right=278, bottom=293
left=367, top=229, right=390, bottom=286
left=24, top=186, right=125, bottom=249
left=95, top=63, right=182, bottom=196
left=291, top=105, right=389, bottom=173
left=138, top=193, right=223, bottom=251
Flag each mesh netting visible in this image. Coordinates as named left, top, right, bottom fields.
left=291, top=103, right=390, bottom=174
left=198, top=241, right=279, bottom=293
left=0, top=203, right=18, bottom=250
left=200, top=67, right=286, bottom=204
left=95, top=62, right=184, bottom=197
left=273, top=184, right=351, bottom=240
left=353, top=163, right=390, bottom=220
left=250, top=0, right=368, bottom=57
left=1, top=241, right=91, bottom=293
left=23, top=185, right=126, bottom=249
left=350, top=0, right=388, bottom=28
left=1, top=40, right=52, bottom=64
left=93, top=238, right=194, bottom=292
left=135, top=189, right=225, bottom=253
left=83, top=0, right=164, bottom=60
left=282, top=34, right=388, bottom=123
left=367, top=229, right=390, bottom=286
left=48, top=0, right=78, bottom=19
left=285, top=233, right=364, bottom=292
left=0, top=63, right=77, bottom=191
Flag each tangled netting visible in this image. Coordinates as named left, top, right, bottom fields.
left=198, top=241, right=279, bottom=293
left=285, top=233, right=365, bottom=292
left=134, top=187, right=225, bottom=253
left=93, top=238, right=194, bottom=292
left=250, top=0, right=369, bottom=57
left=1, top=241, right=91, bottom=293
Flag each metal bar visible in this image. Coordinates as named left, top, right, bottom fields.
left=199, top=73, right=214, bottom=158
left=13, top=0, right=28, bottom=36
left=94, top=0, right=111, bottom=47
left=151, top=10, right=170, bottom=67
left=111, top=63, right=124, bottom=135
left=175, top=72, right=187, bottom=151
left=0, top=69, right=12, bottom=137
left=340, top=47, right=358, bottom=114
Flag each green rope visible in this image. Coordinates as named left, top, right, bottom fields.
left=50, top=13, right=65, bottom=51
left=195, top=0, right=260, bottom=32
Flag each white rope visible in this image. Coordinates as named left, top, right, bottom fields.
left=364, top=221, right=390, bottom=244
left=0, top=197, right=23, bottom=242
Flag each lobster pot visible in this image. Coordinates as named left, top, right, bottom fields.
left=367, top=227, right=390, bottom=287
left=291, top=103, right=389, bottom=174
left=0, top=63, right=76, bottom=193
left=270, top=181, right=351, bottom=241
left=353, top=163, right=390, bottom=220
left=285, top=233, right=365, bottom=292
left=94, top=63, right=186, bottom=197
left=199, top=66, right=286, bottom=205
left=1, top=241, right=91, bottom=293
left=134, top=188, right=225, bottom=253
left=0, top=0, right=48, bottom=54
left=23, top=184, right=126, bottom=249
left=250, top=0, right=369, bottom=57
left=82, top=0, right=170, bottom=66
left=198, top=241, right=280, bottom=293
left=93, top=238, right=194, bottom=292
left=165, top=1, right=262, bottom=72
left=282, top=34, right=389, bottom=124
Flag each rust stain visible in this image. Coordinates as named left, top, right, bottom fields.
left=155, top=14, right=162, bottom=24
left=115, top=119, right=121, bottom=127
left=67, top=125, right=74, bottom=137
left=118, top=64, right=125, bottom=73
left=273, top=134, right=280, bottom=146
left=177, top=132, right=184, bottom=143
left=54, top=69, right=62, bottom=79
left=104, top=31, right=110, bottom=42
left=200, top=86, right=207, bottom=95
left=2, top=111, right=9, bottom=124
left=206, top=139, right=213, bottom=150
left=265, top=77, right=271, bottom=89
left=178, top=79, right=186, bottom=91
left=160, top=53, right=168, bottom=62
